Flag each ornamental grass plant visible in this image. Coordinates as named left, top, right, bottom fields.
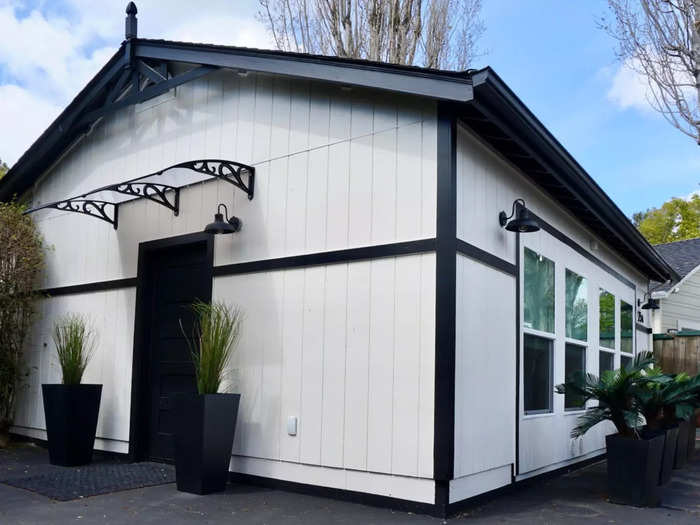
left=52, top=314, right=96, bottom=385
left=184, top=301, right=242, bottom=395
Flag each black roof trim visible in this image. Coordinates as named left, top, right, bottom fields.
left=0, top=40, right=677, bottom=283
left=134, top=39, right=474, bottom=101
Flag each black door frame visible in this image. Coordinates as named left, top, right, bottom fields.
left=128, top=232, right=214, bottom=461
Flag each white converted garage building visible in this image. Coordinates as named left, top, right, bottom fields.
left=1, top=6, right=678, bottom=518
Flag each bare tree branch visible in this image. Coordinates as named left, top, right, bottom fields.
left=257, top=0, right=485, bottom=70
left=601, top=0, right=700, bottom=143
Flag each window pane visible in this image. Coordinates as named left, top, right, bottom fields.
left=524, top=334, right=553, bottom=414
left=524, top=248, right=555, bottom=334
left=621, top=355, right=632, bottom=370
left=565, top=344, right=586, bottom=409
left=621, top=301, right=633, bottom=354
left=565, top=270, right=587, bottom=341
left=599, top=290, right=615, bottom=349
left=599, top=351, right=614, bottom=377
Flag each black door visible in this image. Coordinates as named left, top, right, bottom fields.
left=144, top=240, right=212, bottom=462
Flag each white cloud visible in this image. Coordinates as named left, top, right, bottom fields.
left=0, top=84, right=61, bottom=165
left=606, top=62, right=655, bottom=113
left=0, top=0, right=273, bottom=168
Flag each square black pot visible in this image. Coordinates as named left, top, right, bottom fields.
left=174, top=393, right=240, bottom=495
left=41, top=384, right=102, bottom=466
left=605, top=433, right=664, bottom=506
left=674, top=419, right=691, bottom=469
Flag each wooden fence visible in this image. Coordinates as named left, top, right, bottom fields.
left=653, top=332, right=700, bottom=376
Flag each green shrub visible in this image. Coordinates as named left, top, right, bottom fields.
left=52, top=314, right=95, bottom=385
left=183, top=301, right=242, bottom=395
left=0, top=201, right=44, bottom=443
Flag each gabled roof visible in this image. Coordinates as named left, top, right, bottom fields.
left=653, top=237, right=700, bottom=293
left=0, top=37, right=678, bottom=284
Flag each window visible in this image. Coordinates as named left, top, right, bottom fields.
left=621, top=355, right=632, bottom=370
left=524, top=248, right=555, bottom=333
left=599, top=351, right=614, bottom=377
left=565, top=344, right=586, bottom=410
left=621, top=301, right=633, bottom=354
left=565, top=270, right=587, bottom=341
left=599, top=289, right=615, bottom=350
left=524, top=334, right=553, bottom=414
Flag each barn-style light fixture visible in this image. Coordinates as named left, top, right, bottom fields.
left=499, top=198, right=540, bottom=233
left=204, top=203, right=241, bottom=235
left=640, top=297, right=660, bottom=310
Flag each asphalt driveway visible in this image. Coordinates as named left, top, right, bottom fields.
left=1, top=440, right=699, bottom=524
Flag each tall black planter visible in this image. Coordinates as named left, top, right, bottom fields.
left=41, top=384, right=102, bottom=466
left=674, top=419, right=691, bottom=469
left=606, top=433, right=664, bottom=507
left=174, top=393, right=240, bottom=495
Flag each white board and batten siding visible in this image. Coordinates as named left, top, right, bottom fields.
left=453, top=124, right=649, bottom=485
left=659, top=269, right=700, bottom=332
left=15, top=69, right=439, bottom=502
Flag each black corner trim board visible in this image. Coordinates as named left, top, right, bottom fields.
left=433, top=103, right=457, bottom=511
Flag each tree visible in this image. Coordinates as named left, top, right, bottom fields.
left=0, top=201, right=44, bottom=447
left=257, top=0, right=485, bottom=70
left=633, top=193, right=700, bottom=244
left=0, top=159, right=8, bottom=181
left=600, top=0, right=700, bottom=143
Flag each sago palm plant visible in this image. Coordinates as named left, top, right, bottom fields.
left=555, top=352, right=654, bottom=438
left=183, top=301, right=242, bottom=395
left=52, top=314, right=96, bottom=385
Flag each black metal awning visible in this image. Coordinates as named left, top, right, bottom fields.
left=24, top=159, right=254, bottom=229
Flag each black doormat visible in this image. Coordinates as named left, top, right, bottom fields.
left=1, top=461, right=175, bottom=501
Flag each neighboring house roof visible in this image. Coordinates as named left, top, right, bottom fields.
left=0, top=37, right=678, bottom=284
left=653, top=237, right=700, bottom=295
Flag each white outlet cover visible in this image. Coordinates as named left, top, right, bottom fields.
left=287, top=416, right=297, bottom=436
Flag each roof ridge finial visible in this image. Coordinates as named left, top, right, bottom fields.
left=125, top=2, right=138, bottom=40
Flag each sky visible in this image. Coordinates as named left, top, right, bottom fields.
left=0, top=0, right=697, bottom=217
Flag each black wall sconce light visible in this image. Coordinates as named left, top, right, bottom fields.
left=204, top=203, right=241, bottom=235
left=498, top=198, right=540, bottom=233
left=639, top=295, right=660, bottom=311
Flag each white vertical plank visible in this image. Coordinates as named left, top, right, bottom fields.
left=343, top=262, right=371, bottom=470
left=329, top=90, right=352, bottom=143
left=299, top=266, right=326, bottom=464
left=236, top=74, right=256, bottom=164
left=421, top=113, right=438, bottom=238
left=288, top=81, right=310, bottom=154
left=373, top=93, right=397, bottom=133
left=396, top=122, right=423, bottom=240
left=392, top=256, right=421, bottom=476
left=418, top=253, right=435, bottom=478
left=321, top=263, right=348, bottom=467
left=204, top=73, right=224, bottom=158
left=188, top=77, right=209, bottom=158
left=260, top=271, right=284, bottom=459
left=285, top=152, right=308, bottom=254
left=267, top=157, right=289, bottom=258
left=366, top=258, right=395, bottom=473
left=325, top=141, right=350, bottom=251
left=253, top=76, right=274, bottom=163
left=371, top=128, right=397, bottom=244
left=308, top=84, right=330, bottom=150
left=220, top=73, right=240, bottom=160
left=305, top=147, right=328, bottom=252
left=347, top=135, right=373, bottom=246
left=279, top=269, right=305, bottom=462
left=270, top=77, right=292, bottom=160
